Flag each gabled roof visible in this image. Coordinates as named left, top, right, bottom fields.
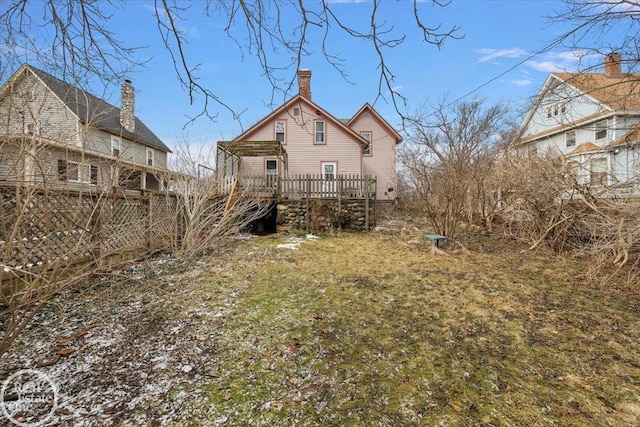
left=3, top=64, right=171, bottom=153
left=346, top=103, right=403, bottom=144
left=516, top=71, right=640, bottom=145
left=233, top=94, right=369, bottom=147
left=553, top=72, right=640, bottom=111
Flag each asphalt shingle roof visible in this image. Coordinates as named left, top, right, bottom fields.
left=28, top=65, right=171, bottom=153
left=553, top=72, right=640, bottom=111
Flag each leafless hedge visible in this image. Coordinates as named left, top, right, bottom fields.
left=497, top=152, right=640, bottom=280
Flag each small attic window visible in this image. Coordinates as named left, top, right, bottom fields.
left=293, top=107, right=300, bottom=116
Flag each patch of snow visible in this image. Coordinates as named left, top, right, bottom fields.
left=276, top=243, right=301, bottom=250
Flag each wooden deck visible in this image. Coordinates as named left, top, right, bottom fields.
left=218, top=174, right=377, bottom=200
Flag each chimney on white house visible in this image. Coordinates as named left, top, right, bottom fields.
left=298, top=69, right=312, bottom=100
left=604, top=53, right=622, bottom=78
left=120, top=79, right=135, bottom=132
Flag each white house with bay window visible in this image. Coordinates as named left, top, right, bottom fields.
left=515, top=53, right=640, bottom=194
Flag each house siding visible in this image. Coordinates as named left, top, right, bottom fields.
left=84, top=127, right=167, bottom=169
left=238, top=102, right=362, bottom=176
left=1, top=67, right=171, bottom=194
left=349, top=111, right=398, bottom=201
left=517, top=66, right=640, bottom=195
left=522, top=79, right=608, bottom=140
left=0, top=73, right=79, bottom=146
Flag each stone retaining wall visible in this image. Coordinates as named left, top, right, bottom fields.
left=276, top=199, right=375, bottom=232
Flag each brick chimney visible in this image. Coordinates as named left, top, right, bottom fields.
left=298, top=69, right=311, bottom=100
left=120, top=79, right=135, bottom=132
left=604, top=53, right=622, bottom=78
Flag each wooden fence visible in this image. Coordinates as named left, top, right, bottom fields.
left=1, top=174, right=377, bottom=284
left=0, top=185, right=181, bottom=283
left=220, top=174, right=377, bottom=200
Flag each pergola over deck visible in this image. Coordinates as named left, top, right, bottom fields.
left=215, top=139, right=375, bottom=203
left=216, top=140, right=288, bottom=176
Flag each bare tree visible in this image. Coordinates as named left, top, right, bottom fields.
left=0, top=0, right=461, bottom=128
left=398, top=97, right=510, bottom=238
left=552, top=0, right=640, bottom=72
left=498, top=150, right=640, bottom=285
left=166, top=137, right=272, bottom=259
left=0, top=88, right=115, bottom=358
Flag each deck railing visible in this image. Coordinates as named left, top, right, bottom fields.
left=218, top=174, right=376, bottom=200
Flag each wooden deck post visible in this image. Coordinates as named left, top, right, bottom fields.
left=364, top=175, right=375, bottom=231
left=337, top=174, right=342, bottom=220
left=305, top=175, right=311, bottom=230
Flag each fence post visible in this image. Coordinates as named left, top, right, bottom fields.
left=146, top=192, right=153, bottom=252
left=90, top=192, right=102, bottom=261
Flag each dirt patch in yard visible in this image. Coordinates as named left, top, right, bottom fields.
left=1, top=226, right=640, bottom=426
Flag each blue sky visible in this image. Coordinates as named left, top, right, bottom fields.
left=30, top=0, right=617, bottom=149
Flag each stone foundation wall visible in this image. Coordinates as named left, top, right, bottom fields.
left=276, top=199, right=375, bottom=232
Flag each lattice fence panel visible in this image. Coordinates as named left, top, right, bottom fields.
left=149, top=194, right=180, bottom=251
left=0, top=189, right=97, bottom=268
left=101, top=197, right=147, bottom=254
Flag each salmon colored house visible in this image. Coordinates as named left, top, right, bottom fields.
left=217, top=70, right=403, bottom=202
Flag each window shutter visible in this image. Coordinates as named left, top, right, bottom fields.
left=90, top=166, right=98, bottom=184
left=57, top=159, right=67, bottom=181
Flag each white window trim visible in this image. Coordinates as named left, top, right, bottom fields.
left=265, top=159, right=278, bottom=175
left=67, top=161, right=92, bottom=184
left=361, top=131, right=372, bottom=156
left=565, top=130, right=576, bottom=147
left=111, top=136, right=121, bottom=157
left=24, top=120, right=41, bottom=136
left=315, top=121, right=326, bottom=144
left=146, top=148, right=154, bottom=167
left=594, top=120, right=608, bottom=141
left=321, top=161, right=337, bottom=179
left=275, top=120, right=286, bottom=144
left=590, top=157, right=608, bottom=186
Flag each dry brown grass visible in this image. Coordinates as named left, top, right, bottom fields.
left=180, top=228, right=640, bottom=426
left=2, top=224, right=639, bottom=426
